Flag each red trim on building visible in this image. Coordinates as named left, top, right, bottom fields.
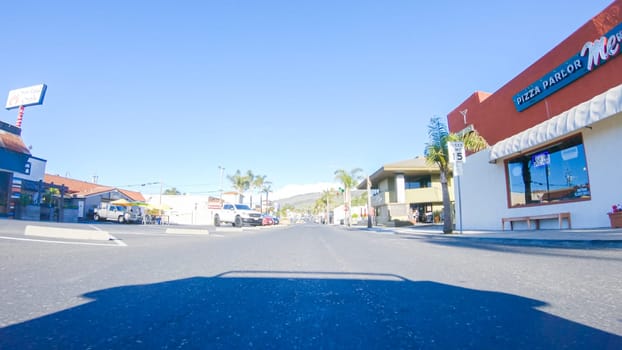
left=447, top=0, right=622, bottom=145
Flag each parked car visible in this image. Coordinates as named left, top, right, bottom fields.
left=213, top=203, right=262, bottom=227
left=272, top=216, right=280, bottom=225
left=261, top=215, right=274, bottom=226
left=93, top=203, right=142, bottom=224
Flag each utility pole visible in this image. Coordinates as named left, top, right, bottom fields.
left=367, top=176, right=372, bottom=228
left=326, top=189, right=330, bottom=225
left=218, top=166, right=225, bottom=201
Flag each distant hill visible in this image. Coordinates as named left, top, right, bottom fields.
left=275, top=190, right=365, bottom=210
left=274, top=192, right=322, bottom=209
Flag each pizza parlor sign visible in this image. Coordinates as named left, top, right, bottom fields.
left=513, top=21, right=622, bottom=112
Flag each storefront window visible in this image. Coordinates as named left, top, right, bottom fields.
left=506, top=134, right=590, bottom=207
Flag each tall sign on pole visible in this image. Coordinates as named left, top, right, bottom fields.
left=5, top=84, right=47, bottom=128
left=448, top=141, right=465, bottom=234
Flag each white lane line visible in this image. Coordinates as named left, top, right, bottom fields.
left=0, top=236, right=121, bottom=247
left=89, top=225, right=127, bottom=246
left=109, top=236, right=127, bottom=247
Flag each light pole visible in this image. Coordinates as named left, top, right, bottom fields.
left=367, top=176, right=372, bottom=228
left=218, top=166, right=225, bottom=201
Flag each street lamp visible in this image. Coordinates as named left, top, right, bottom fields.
left=367, top=176, right=372, bottom=228
left=218, top=166, right=225, bottom=201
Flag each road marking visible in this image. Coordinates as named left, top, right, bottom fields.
left=26, top=225, right=110, bottom=241
left=109, top=236, right=127, bottom=246
left=165, top=228, right=210, bottom=235
left=89, top=225, right=127, bottom=246
left=0, top=235, right=121, bottom=247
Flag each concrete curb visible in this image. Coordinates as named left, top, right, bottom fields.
left=25, top=225, right=111, bottom=241
left=348, top=225, right=622, bottom=244
left=165, top=228, right=210, bottom=235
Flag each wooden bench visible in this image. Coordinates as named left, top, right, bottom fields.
left=502, top=212, right=571, bottom=231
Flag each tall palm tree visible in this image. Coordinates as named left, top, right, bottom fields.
left=261, top=182, right=272, bottom=214
left=424, top=116, right=488, bottom=234
left=227, top=170, right=251, bottom=203
left=245, top=170, right=255, bottom=207
left=334, top=168, right=363, bottom=226
left=251, top=175, right=269, bottom=212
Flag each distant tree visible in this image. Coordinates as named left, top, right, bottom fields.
left=315, top=189, right=338, bottom=223
left=163, top=187, right=182, bottom=195
left=251, top=174, right=268, bottom=210
left=424, top=116, right=488, bottom=234
left=43, top=188, right=60, bottom=204
left=260, top=181, right=273, bottom=214
left=278, top=204, right=295, bottom=219
left=228, top=170, right=252, bottom=203
left=245, top=170, right=255, bottom=207
left=334, top=168, right=364, bottom=226
left=351, top=191, right=368, bottom=207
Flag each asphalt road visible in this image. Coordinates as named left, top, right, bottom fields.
left=1, top=222, right=621, bottom=349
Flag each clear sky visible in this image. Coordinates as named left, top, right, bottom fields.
left=0, top=0, right=613, bottom=198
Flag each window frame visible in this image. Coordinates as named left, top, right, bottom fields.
left=504, top=133, right=591, bottom=208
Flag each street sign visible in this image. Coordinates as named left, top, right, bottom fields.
left=448, top=141, right=465, bottom=164
left=453, top=162, right=463, bottom=176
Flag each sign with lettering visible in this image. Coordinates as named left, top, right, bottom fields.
left=513, top=22, right=622, bottom=112
left=532, top=151, right=550, bottom=167
left=5, top=84, right=47, bottom=110
left=448, top=141, right=465, bottom=164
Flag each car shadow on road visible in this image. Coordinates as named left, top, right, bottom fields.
left=1, top=271, right=620, bottom=349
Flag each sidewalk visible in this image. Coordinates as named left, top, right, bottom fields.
left=350, top=223, right=622, bottom=243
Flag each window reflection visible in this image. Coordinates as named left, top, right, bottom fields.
left=405, top=175, right=431, bottom=189
left=506, top=134, right=590, bottom=207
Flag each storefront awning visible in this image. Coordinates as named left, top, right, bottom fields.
left=489, top=83, right=622, bottom=162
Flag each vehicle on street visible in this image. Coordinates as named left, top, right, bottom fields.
left=261, top=215, right=274, bottom=226
left=213, top=203, right=262, bottom=227
left=93, top=203, right=142, bottom=223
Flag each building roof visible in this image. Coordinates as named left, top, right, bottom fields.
left=44, top=174, right=145, bottom=201
left=0, top=128, right=30, bottom=155
left=357, top=156, right=441, bottom=189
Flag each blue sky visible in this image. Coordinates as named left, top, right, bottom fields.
left=0, top=0, right=613, bottom=198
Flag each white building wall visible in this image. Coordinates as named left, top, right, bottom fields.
left=21, top=157, right=46, bottom=181
left=454, top=149, right=508, bottom=230
left=579, top=112, right=622, bottom=228
left=456, top=112, right=622, bottom=230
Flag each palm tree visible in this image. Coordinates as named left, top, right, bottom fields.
left=318, top=188, right=337, bottom=224
left=163, top=187, right=181, bottom=195
left=334, top=168, right=363, bottom=226
left=227, top=170, right=251, bottom=203
left=261, top=182, right=272, bottom=214
left=251, top=175, right=270, bottom=212
left=424, top=116, right=488, bottom=234
left=245, top=170, right=255, bottom=207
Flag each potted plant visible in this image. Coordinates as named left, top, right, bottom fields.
left=607, top=204, right=622, bottom=228
left=17, top=194, right=40, bottom=220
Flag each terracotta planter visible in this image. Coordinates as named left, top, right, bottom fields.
left=608, top=212, right=622, bottom=228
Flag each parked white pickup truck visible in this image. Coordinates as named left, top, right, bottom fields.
left=93, top=203, right=142, bottom=224
left=213, top=203, right=262, bottom=227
